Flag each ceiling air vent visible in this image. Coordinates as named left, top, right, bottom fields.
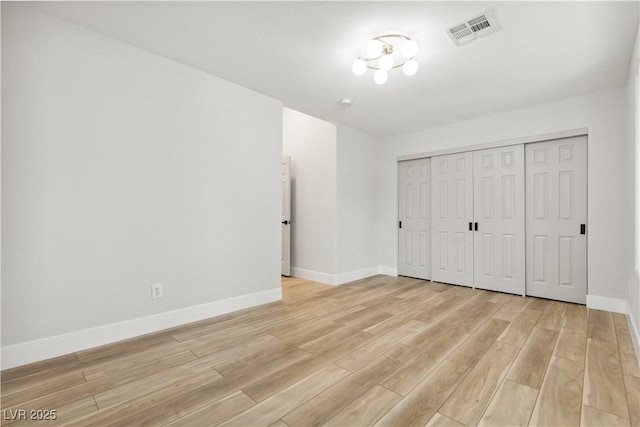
left=446, top=10, right=499, bottom=46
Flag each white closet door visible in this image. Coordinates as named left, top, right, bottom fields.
left=526, top=136, right=587, bottom=304
left=473, top=145, right=525, bottom=295
left=281, top=157, right=291, bottom=276
left=431, top=152, right=474, bottom=286
left=398, top=158, right=431, bottom=280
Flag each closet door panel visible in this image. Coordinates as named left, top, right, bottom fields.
left=526, top=137, right=587, bottom=304
left=473, top=145, right=526, bottom=295
left=431, top=152, right=473, bottom=286
left=398, top=158, right=430, bottom=280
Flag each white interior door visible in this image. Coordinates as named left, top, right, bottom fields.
left=431, top=152, right=474, bottom=286
left=473, top=145, right=526, bottom=295
left=398, top=158, right=431, bottom=280
left=281, top=157, right=291, bottom=276
left=526, top=136, right=587, bottom=304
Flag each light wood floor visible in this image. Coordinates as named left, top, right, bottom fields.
left=2, top=276, right=639, bottom=426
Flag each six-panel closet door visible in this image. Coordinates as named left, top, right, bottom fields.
left=431, top=152, right=474, bottom=286
left=398, top=158, right=431, bottom=280
left=473, top=145, right=525, bottom=295
left=525, top=136, right=587, bottom=304
left=399, top=137, right=587, bottom=304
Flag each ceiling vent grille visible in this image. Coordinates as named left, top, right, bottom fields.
left=446, top=10, right=499, bottom=46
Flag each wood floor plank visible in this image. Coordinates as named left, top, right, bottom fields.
left=171, top=318, right=256, bottom=342
left=243, top=330, right=372, bottom=403
left=222, top=364, right=350, bottom=426
left=382, top=330, right=469, bottom=396
left=524, top=297, right=548, bottom=312
left=85, top=340, right=313, bottom=426
left=82, top=340, right=190, bottom=381
left=537, top=300, right=568, bottom=331
left=335, top=320, right=425, bottom=372
left=10, top=396, right=99, bottom=426
left=321, top=385, right=401, bottom=427
left=581, top=405, right=630, bottom=426
left=506, top=326, right=558, bottom=388
left=164, top=391, right=256, bottom=427
left=488, top=292, right=511, bottom=304
left=268, top=316, right=337, bottom=343
left=214, top=346, right=311, bottom=379
left=529, top=356, right=583, bottom=427
left=624, top=374, right=640, bottom=426
left=446, top=318, right=510, bottom=368
left=1, top=350, right=200, bottom=423
left=447, top=301, right=503, bottom=334
left=414, top=290, right=472, bottom=325
left=553, top=327, right=587, bottom=363
left=587, top=309, right=617, bottom=344
left=282, top=344, right=418, bottom=427
left=583, top=338, right=628, bottom=419
left=613, top=312, right=640, bottom=377
left=562, top=304, right=588, bottom=332
left=374, top=360, right=468, bottom=427
left=497, top=309, right=541, bottom=347
left=299, top=325, right=372, bottom=355
left=425, top=412, right=466, bottom=427
left=93, top=355, right=221, bottom=408
left=190, top=333, right=280, bottom=360
left=492, top=295, right=528, bottom=322
left=362, top=312, right=424, bottom=336
left=72, top=368, right=223, bottom=427
left=321, top=303, right=367, bottom=321
left=477, top=379, right=538, bottom=426
left=1, top=371, right=87, bottom=408
left=1, top=353, right=81, bottom=383
left=439, top=342, right=520, bottom=426
left=76, top=332, right=178, bottom=361
left=337, top=310, right=395, bottom=332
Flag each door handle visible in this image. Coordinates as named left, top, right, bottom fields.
left=468, top=222, right=472, bottom=231
left=580, top=224, right=586, bottom=235
left=475, top=222, right=478, bottom=231
left=282, top=220, right=290, bottom=225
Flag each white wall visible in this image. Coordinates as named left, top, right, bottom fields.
left=1, top=4, right=283, bottom=368
left=336, top=124, right=379, bottom=282
left=282, top=111, right=381, bottom=285
left=282, top=108, right=337, bottom=282
left=626, top=24, right=640, bottom=352
left=379, top=87, right=631, bottom=306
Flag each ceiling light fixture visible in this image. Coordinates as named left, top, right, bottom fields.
left=352, top=34, right=419, bottom=84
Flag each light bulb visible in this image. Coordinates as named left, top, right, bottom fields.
left=402, top=59, right=419, bottom=76
left=366, top=39, right=384, bottom=57
left=352, top=59, right=367, bottom=76
left=401, top=39, right=418, bottom=59
left=373, top=70, right=388, bottom=85
left=378, top=54, right=394, bottom=71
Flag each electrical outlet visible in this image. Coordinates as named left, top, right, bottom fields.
left=151, top=283, right=163, bottom=299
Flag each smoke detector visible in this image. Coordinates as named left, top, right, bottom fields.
left=446, top=10, right=500, bottom=46
left=339, top=98, right=352, bottom=107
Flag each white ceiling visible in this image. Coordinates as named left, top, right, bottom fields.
left=28, top=1, right=639, bottom=137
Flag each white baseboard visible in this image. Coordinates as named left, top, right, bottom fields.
left=336, top=267, right=382, bottom=285
left=290, top=266, right=398, bottom=286
left=289, top=267, right=337, bottom=285
left=1, top=287, right=282, bottom=370
left=586, top=295, right=628, bottom=313
left=626, top=301, right=640, bottom=366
